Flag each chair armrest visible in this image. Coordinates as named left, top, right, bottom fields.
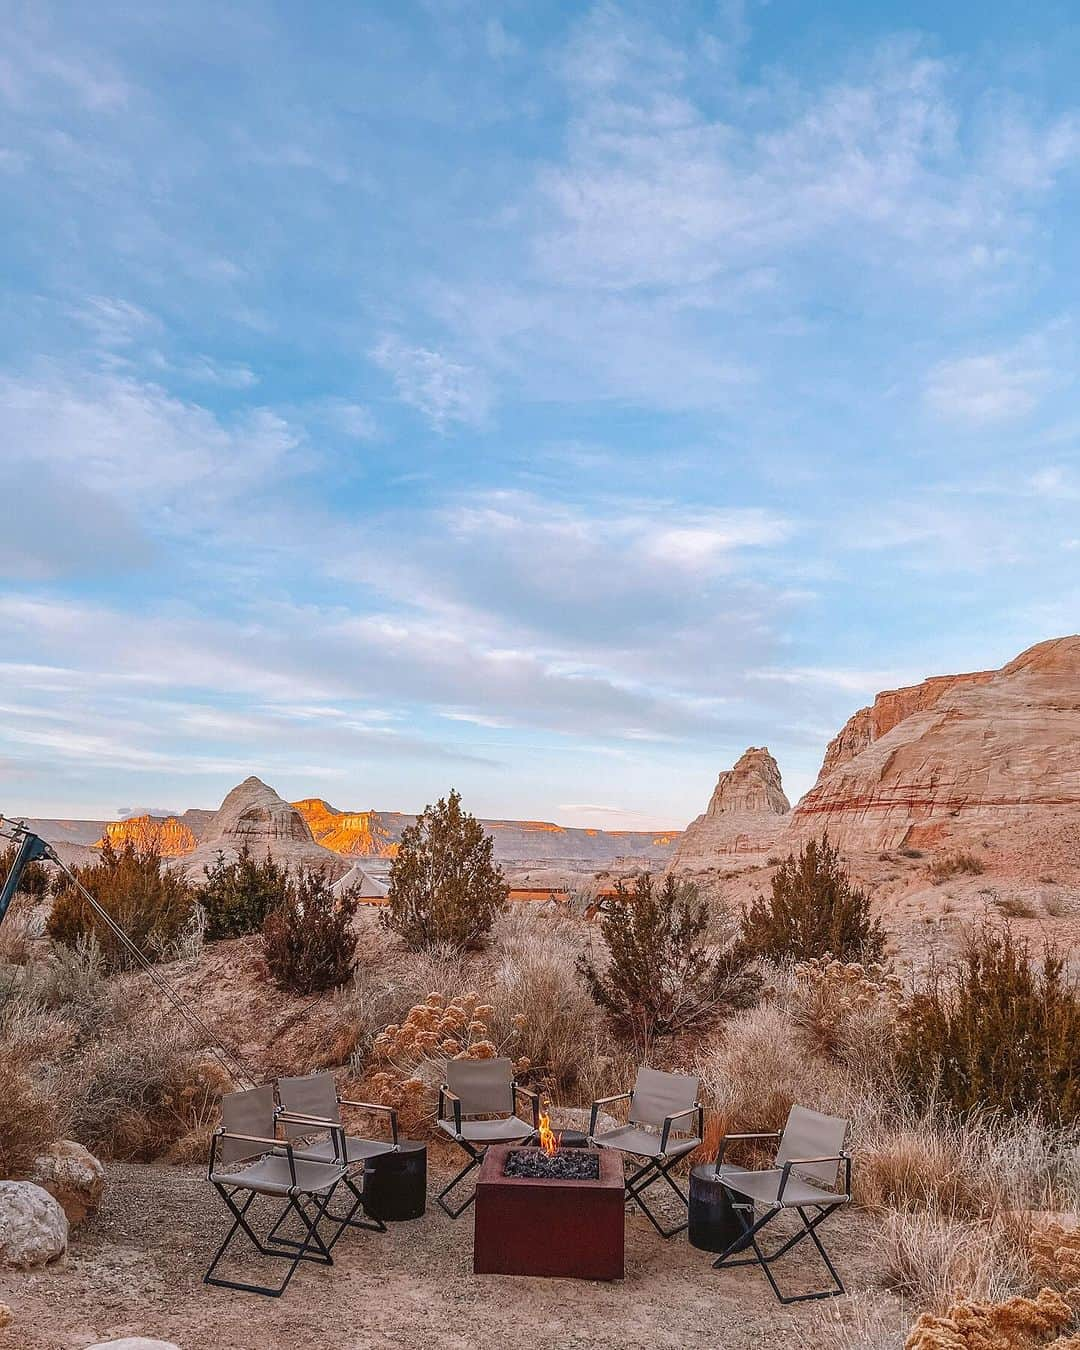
left=713, top=1129, right=781, bottom=1171
left=659, top=1103, right=703, bottom=1154
left=338, top=1100, right=400, bottom=1146
left=217, top=1131, right=297, bottom=1185
left=438, top=1085, right=462, bottom=1135
left=276, top=1112, right=350, bottom=1165
left=776, top=1153, right=852, bottom=1204
left=589, top=1092, right=631, bottom=1137
left=514, top=1083, right=540, bottom=1130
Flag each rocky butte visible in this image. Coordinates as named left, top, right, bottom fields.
left=789, top=635, right=1080, bottom=852
left=673, top=746, right=791, bottom=871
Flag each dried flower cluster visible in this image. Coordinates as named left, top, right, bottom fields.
left=1030, top=1224, right=1080, bottom=1291
left=905, top=1286, right=1079, bottom=1350
left=792, top=957, right=902, bottom=1059
left=366, top=991, right=528, bottom=1134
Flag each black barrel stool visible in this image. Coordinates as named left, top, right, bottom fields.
left=688, top=1164, right=753, bottom=1254
left=363, top=1141, right=427, bottom=1221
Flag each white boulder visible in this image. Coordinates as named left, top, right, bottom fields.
left=0, top=1180, right=67, bottom=1268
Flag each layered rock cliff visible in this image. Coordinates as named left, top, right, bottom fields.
left=790, top=636, right=1080, bottom=851
left=674, top=747, right=790, bottom=869
left=292, top=799, right=403, bottom=857
left=182, top=777, right=344, bottom=878
left=99, top=815, right=199, bottom=857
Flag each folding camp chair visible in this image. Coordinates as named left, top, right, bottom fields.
left=711, top=1104, right=852, bottom=1304
left=272, top=1071, right=398, bottom=1245
left=205, top=1083, right=352, bottom=1297
left=436, top=1057, right=539, bottom=1217
left=589, top=1067, right=703, bottom=1238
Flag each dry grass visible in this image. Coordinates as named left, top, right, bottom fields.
left=928, top=854, right=985, bottom=885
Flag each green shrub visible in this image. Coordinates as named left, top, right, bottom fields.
left=46, top=841, right=195, bottom=972
left=898, top=922, right=1080, bottom=1123
left=263, top=868, right=358, bottom=995
left=740, top=834, right=885, bottom=964
left=580, top=873, right=762, bottom=1042
left=198, top=845, right=290, bottom=939
left=383, top=789, right=507, bottom=951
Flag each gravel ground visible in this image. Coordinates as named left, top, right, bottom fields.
left=0, top=1160, right=905, bottom=1349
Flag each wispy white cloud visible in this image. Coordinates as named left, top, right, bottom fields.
left=372, top=336, right=492, bottom=429
left=924, top=351, right=1052, bottom=423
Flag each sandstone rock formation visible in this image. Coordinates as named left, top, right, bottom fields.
left=30, top=1140, right=105, bottom=1225
left=293, top=798, right=402, bottom=856
left=181, top=777, right=344, bottom=879
left=0, top=1181, right=67, bottom=1268
left=674, top=747, right=791, bottom=869
left=98, top=815, right=198, bottom=857
left=790, top=636, right=1080, bottom=852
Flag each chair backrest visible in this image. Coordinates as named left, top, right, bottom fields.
left=445, top=1057, right=514, bottom=1115
left=775, top=1105, right=849, bottom=1187
left=278, top=1072, right=340, bottom=1140
left=628, top=1067, right=698, bottom=1129
left=219, top=1084, right=277, bottom=1165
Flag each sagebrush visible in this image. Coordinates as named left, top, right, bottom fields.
left=263, top=867, right=358, bottom=994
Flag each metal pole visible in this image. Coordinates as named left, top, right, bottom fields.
left=0, top=825, right=48, bottom=925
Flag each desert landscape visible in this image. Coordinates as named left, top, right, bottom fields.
left=2, top=635, right=1078, bottom=1349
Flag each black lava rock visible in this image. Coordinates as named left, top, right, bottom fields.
left=503, top=1149, right=600, bottom=1181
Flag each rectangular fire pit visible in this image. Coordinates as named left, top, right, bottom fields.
left=474, top=1145, right=624, bottom=1281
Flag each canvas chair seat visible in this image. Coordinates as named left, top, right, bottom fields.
left=593, top=1124, right=700, bottom=1159
left=211, top=1153, right=345, bottom=1198
left=288, top=1135, right=396, bottom=1166
left=715, top=1164, right=843, bottom=1209
left=437, top=1114, right=535, bottom=1143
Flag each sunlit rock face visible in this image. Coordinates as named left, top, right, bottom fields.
left=789, top=636, right=1080, bottom=852
left=292, top=799, right=401, bottom=857
left=674, top=747, right=791, bottom=868
left=99, top=816, right=198, bottom=857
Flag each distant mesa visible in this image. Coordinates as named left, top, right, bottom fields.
left=98, top=815, right=199, bottom=857
left=292, top=798, right=403, bottom=857
left=789, top=635, right=1080, bottom=852
left=673, top=746, right=790, bottom=870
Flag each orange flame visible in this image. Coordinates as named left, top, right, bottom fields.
left=538, top=1111, right=560, bottom=1158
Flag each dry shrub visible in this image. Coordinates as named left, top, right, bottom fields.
left=59, top=991, right=233, bottom=1161
left=0, top=1058, right=59, bottom=1179
left=366, top=991, right=526, bottom=1136
left=47, top=841, right=196, bottom=972
left=262, top=867, right=357, bottom=995
left=0, top=902, right=41, bottom=966
left=792, top=957, right=903, bottom=1063
left=928, top=853, right=985, bottom=885
left=488, top=909, right=623, bottom=1100
left=882, top=1211, right=1035, bottom=1312
left=904, top=1285, right=1075, bottom=1348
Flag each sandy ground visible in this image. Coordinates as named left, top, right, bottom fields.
left=0, top=1159, right=906, bottom=1350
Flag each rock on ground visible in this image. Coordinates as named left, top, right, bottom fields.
left=86, top=1339, right=180, bottom=1350
left=86, top=1341, right=182, bottom=1350
left=31, top=1140, right=105, bottom=1225
left=0, top=1182, right=67, bottom=1269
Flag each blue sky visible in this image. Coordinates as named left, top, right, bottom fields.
left=1, top=1, right=1078, bottom=826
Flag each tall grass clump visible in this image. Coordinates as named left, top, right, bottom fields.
left=898, top=921, right=1080, bottom=1124
left=580, top=873, right=761, bottom=1045
left=740, top=835, right=886, bottom=963
left=47, top=841, right=196, bottom=972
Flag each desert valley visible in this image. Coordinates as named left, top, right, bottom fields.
left=1, top=635, right=1079, bottom=1350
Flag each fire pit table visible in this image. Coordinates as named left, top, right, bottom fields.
left=474, top=1144, right=624, bottom=1280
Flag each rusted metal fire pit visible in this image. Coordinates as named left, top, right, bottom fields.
left=474, top=1144, right=624, bottom=1281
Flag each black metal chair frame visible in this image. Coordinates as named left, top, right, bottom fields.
left=436, top=1081, right=539, bottom=1218
left=591, top=1093, right=704, bottom=1238
left=205, top=1126, right=351, bottom=1298
left=265, top=1108, right=388, bottom=1254
left=711, top=1129, right=853, bottom=1304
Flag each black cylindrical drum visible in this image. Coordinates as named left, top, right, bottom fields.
left=688, top=1164, right=753, bottom=1253
left=363, top=1141, right=427, bottom=1221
